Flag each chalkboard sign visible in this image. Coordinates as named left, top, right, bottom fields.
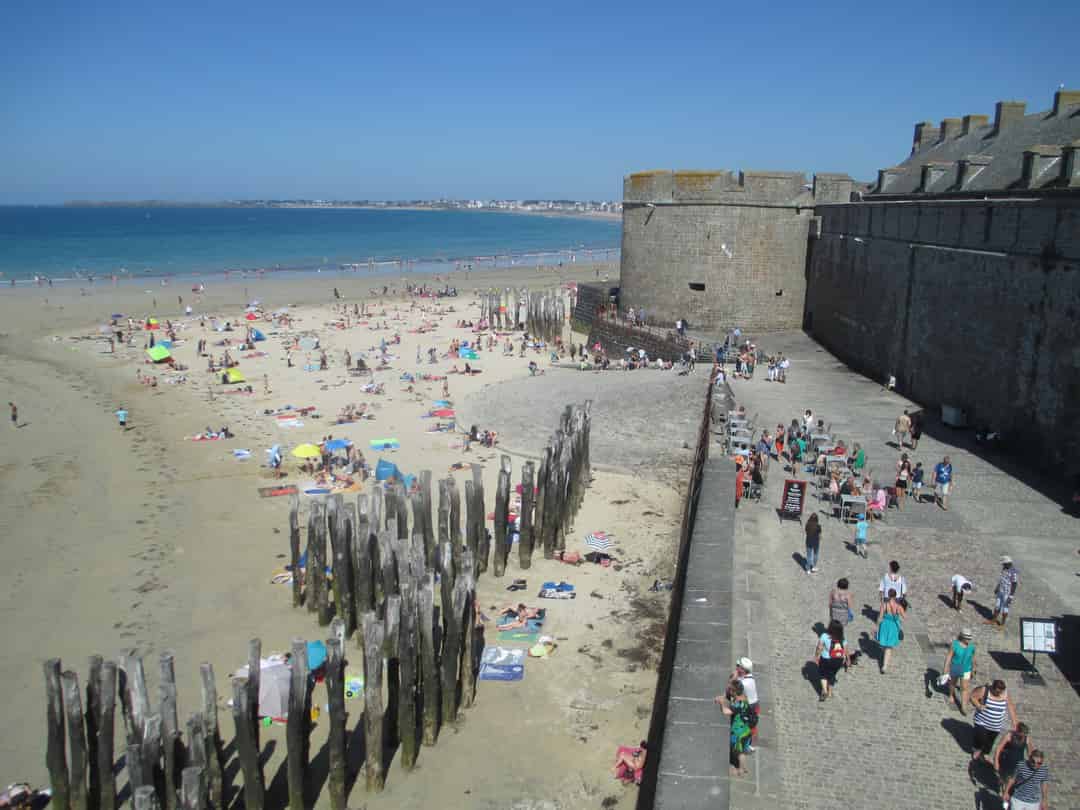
left=780, top=479, right=808, bottom=520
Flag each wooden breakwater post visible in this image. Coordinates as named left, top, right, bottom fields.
left=198, top=663, right=223, bottom=808
left=361, top=611, right=386, bottom=792
left=354, top=493, right=374, bottom=623
left=325, top=637, right=347, bottom=810
left=492, top=455, right=512, bottom=576
left=44, top=659, right=70, bottom=810
left=418, top=573, right=439, bottom=745
left=287, top=638, right=311, bottom=810
left=231, top=677, right=264, bottom=810
left=289, top=493, right=302, bottom=608
left=471, top=464, right=489, bottom=574
left=159, top=652, right=181, bottom=810
left=519, top=460, right=536, bottom=569
left=61, top=669, right=89, bottom=810
left=459, top=550, right=478, bottom=710
left=96, top=659, right=119, bottom=810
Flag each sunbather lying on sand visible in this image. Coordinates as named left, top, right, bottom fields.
left=499, top=603, right=542, bottom=629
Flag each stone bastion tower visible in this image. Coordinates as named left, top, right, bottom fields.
left=618, top=169, right=853, bottom=332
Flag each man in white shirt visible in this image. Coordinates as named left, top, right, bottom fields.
left=951, top=574, right=973, bottom=611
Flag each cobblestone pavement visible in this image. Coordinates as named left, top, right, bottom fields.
left=460, top=364, right=706, bottom=483
left=724, top=332, right=1079, bottom=810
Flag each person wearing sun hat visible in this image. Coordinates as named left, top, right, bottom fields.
left=990, top=556, right=1020, bottom=628
left=942, top=628, right=977, bottom=712
left=727, top=657, right=760, bottom=748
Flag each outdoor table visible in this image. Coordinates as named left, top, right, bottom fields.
left=817, top=445, right=836, bottom=455
left=840, top=495, right=866, bottom=523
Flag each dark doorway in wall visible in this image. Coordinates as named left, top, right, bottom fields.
left=689, top=282, right=706, bottom=291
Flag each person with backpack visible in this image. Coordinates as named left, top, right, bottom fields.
left=814, top=620, right=849, bottom=701
left=727, top=657, right=760, bottom=749
left=715, top=681, right=754, bottom=776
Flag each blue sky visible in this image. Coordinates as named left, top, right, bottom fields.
left=2, top=0, right=1075, bottom=203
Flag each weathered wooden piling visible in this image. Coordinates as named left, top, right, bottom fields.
left=361, top=611, right=386, bottom=792
left=472, top=465, right=489, bottom=574
left=397, top=578, right=420, bottom=769
left=286, top=638, right=310, bottom=810
left=231, top=678, right=264, bottom=810
left=179, top=767, right=206, bottom=810
left=354, top=493, right=374, bottom=623
left=519, top=460, right=536, bottom=568
left=289, top=493, right=302, bottom=608
left=459, top=554, right=478, bottom=710
left=245, top=639, right=261, bottom=753
left=97, top=661, right=118, bottom=810
left=325, top=637, right=347, bottom=810
left=44, top=659, right=70, bottom=810
left=133, top=786, right=161, bottom=810
left=418, top=574, right=439, bottom=745
left=342, top=501, right=357, bottom=636
left=159, top=652, right=180, bottom=810
left=440, top=577, right=467, bottom=727
left=418, top=470, right=435, bottom=570
left=305, top=503, right=320, bottom=616
left=198, top=664, right=223, bottom=809
left=85, top=656, right=102, bottom=810
left=314, top=501, right=332, bottom=626
left=61, top=670, right=89, bottom=810
left=492, top=455, right=512, bottom=576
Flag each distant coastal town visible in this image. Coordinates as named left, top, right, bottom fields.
left=63, top=198, right=623, bottom=217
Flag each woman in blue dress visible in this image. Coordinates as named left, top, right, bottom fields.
left=876, top=588, right=906, bottom=674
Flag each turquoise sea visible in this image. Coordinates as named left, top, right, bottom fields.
left=0, top=206, right=620, bottom=283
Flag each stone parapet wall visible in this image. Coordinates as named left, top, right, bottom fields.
left=585, top=318, right=704, bottom=362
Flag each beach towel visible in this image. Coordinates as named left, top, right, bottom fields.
left=479, top=646, right=525, bottom=681
left=375, top=459, right=400, bottom=482
left=276, top=419, right=304, bottom=428
left=538, top=589, right=576, bottom=600
left=187, top=434, right=224, bottom=441
left=369, top=438, right=400, bottom=451
left=541, top=581, right=575, bottom=592
left=344, top=669, right=364, bottom=700
left=304, top=487, right=331, bottom=495
left=232, top=449, right=252, bottom=459
left=479, top=662, right=524, bottom=681
left=497, top=616, right=544, bottom=631
left=497, top=628, right=541, bottom=644
left=258, top=485, right=298, bottom=498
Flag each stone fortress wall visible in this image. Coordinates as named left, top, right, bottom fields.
left=620, top=89, right=1080, bottom=475
left=618, top=170, right=848, bottom=332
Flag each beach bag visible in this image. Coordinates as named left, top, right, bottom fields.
left=829, top=640, right=845, bottom=659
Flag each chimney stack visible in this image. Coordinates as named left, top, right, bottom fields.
left=1020, top=145, right=1062, bottom=188
left=1060, top=140, right=1080, bottom=187
left=1052, top=89, right=1080, bottom=116
left=939, top=118, right=962, bottom=141
left=993, top=101, right=1027, bottom=134
left=957, top=155, right=992, bottom=189
left=961, top=114, right=989, bottom=135
left=912, top=121, right=941, bottom=154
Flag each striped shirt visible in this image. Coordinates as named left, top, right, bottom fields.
left=1010, top=760, right=1048, bottom=803
left=973, top=690, right=1009, bottom=731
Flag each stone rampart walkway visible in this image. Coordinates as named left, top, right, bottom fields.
left=725, top=332, right=1078, bottom=810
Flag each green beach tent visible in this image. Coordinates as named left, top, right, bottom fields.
left=226, top=368, right=246, bottom=383
left=146, top=345, right=171, bottom=362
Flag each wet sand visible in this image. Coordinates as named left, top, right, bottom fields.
left=0, top=262, right=695, bottom=809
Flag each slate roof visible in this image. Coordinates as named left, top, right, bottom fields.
left=869, top=93, right=1080, bottom=196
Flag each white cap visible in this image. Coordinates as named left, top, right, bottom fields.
left=737, top=657, right=753, bottom=672
left=1000, top=555, right=1013, bottom=565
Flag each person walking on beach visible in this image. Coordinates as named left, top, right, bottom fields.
left=876, top=588, right=905, bottom=673
left=115, top=406, right=128, bottom=430
left=804, top=513, right=822, bottom=574
left=969, top=680, right=1018, bottom=777
left=933, top=455, right=954, bottom=510
left=9, top=402, right=16, bottom=427
left=989, top=556, right=1020, bottom=629
left=1002, top=748, right=1049, bottom=810
left=942, top=628, right=976, bottom=712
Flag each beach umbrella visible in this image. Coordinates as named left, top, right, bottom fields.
left=369, top=438, right=400, bottom=451
left=292, top=443, right=322, bottom=459
left=432, top=408, right=455, bottom=418
left=584, top=531, right=614, bottom=552
left=245, top=312, right=258, bottom=321
left=146, top=318, right=160, bottom=331
left=146, top=345, right=171, bottom=362
left=251, top=329, right=266, bottom=341
left=324, top=438, right=352, bottom=452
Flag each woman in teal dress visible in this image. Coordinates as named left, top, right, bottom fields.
left=877, top=589, right=906, bottom=674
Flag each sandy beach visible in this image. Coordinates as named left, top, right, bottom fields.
left=0, top=261, right=695, bottom=808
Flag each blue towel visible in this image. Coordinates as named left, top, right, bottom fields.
left=541, top=581, right=575, bottom=592
left=479, top=663, right=524, bottom=681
